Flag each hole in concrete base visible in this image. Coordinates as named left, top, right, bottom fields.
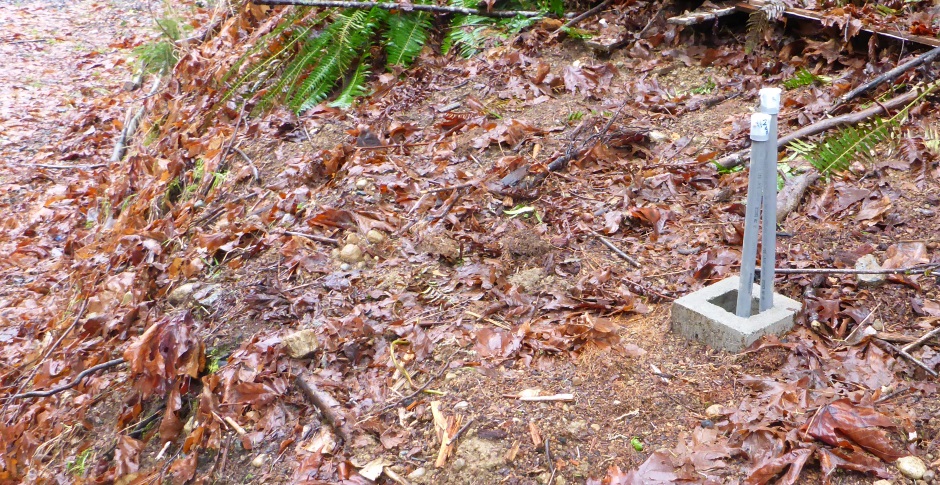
left=708, top=289, right=760, bottom=315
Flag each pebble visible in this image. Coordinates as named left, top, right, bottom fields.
left=356, top=179, right=369, bottom=189
left=251, top=454, right=267, bottom=467
left=452, top=458, right=466, bottom=471
left=339, top=244, right=363, bottom=263
left=705, top=404, right=724, bottom=419
left=366, top=229, right=386, bottom=244
left=571, top=376, right=583, bottom=386
left=445, top=372, right=457, bottom=381
left=856, top=254, right=885, bottom=286
left=331, top=248, right=340, bottom=258
left=700, top=419, right=714, bottom=429
left=407, top=467, right=426, bottom=479
left=897, top=456, right=927, bottom=480
left=872, top=480, right=892, bottom=485
left=454, top=401, right=469, bottom=410
left=923, top=470, right=935, bottom=481
left=346, top=233, right=361, bottom=245
left=340, top=263, right=351, bottom=271
left=872, top=320, right=885, bottom=331
left=282, top=329, right=319, bottom=358
left=590, top=424, right=600, bottom=431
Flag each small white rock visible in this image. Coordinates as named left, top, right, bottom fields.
left=407, top=467, right=426, bottom=479
left=345, top=233, right=361, bottom=245
left=339, top=244, right=362, bottom=263
left=896, top=455, right=927, bottom=480
left=454, top=401, right=469, bottom=410
left=452, top=458, right=466, bottom=471
left=356, top=179, right=369, bottom=190
left=366, top=229, right=386, bottom=244
left=856, top=254, right=886, bottom=287
left=168, top=282, right=199, bottom=305
left=705, top=404, right=725, bottom=419
left=282, top=329, right=319, bottom=358
left=872, top=480, right=892, bottom=485
left=251, top=454, right=267, bottom=467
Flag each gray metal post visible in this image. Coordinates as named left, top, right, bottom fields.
left=759, top=88, right=781, bottom=312
left=737, top=113, right=771, bottom=318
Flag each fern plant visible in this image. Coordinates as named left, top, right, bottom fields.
left=783, top=68, right=830, bottom=90
left=745, top=0, right=785, bottom=54
left=788, top=81, right=939, bottom=176
left=223, top=0, right=554, bottom=113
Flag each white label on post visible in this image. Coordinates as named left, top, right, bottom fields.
left=760, top=88, right=782, bottom=114
left=750, top=113, right=771, bottom=141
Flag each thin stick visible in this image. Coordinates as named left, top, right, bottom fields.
left=251, top=0, right=543, bottom=18
left=553, top=0, right=610, bottom=34
left=31, top=163, right=107, bottom=170
left=369, top=355, right=454, bottom=416
left=111, top=78, right=161, bottom=162
left=233, top=147, right=260, bottom=182
left=446, top=416, right=477, bottom=445
left=518, top=394, right=574, bottom=402
left=8, top=359, right=125, bottom=400
left=716, top=87, right=924, bottom=169
left=295, top=373, right=352, bottom=442
left=762, top=263, right=940, bottom=276
left=592, top=232, right=640, bottom=268
left=873, top=338, right=938, bottom=377
left=2, top=299, right=89, bottom=417
left=282, top=230, right=339, bottom=245
left=834, top=45, right=940, bottom=110
left=902, top=327, right=940, bottom=354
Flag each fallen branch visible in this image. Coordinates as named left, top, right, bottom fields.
left=111, top=79, right=161, bottom=162
left=553, top=0, right=610, bottom=34
left=716, top=87, right=923, bottom=169
left=776, top=170, right=820, bottom=222
left=8, top=359, right=125, bottom=400
left=282, top=230, right=339, bottom=245
left=764, top=263, right=940, bottom=276
left=31, top=163, right=107, bottom=170
left=251, top=0, right=543, bottom=17
left=875, top=338, right=939, bottom=378
left=518, top=393, right=574, bottom=402
left=295, top=373, right=353, bottom=442
left=834, top=44, right=940, bottom=110
left=369, top=355, right=453, bottom=416
left=667, top=6, right=736, bottom=25
left=593, top=232, right=641, bottom=268
left=736, top=1, right=940, bottom=48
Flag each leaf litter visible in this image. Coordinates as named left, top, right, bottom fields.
left=1, top=0, right=940, bottom=483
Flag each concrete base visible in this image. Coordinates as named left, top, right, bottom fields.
left=671, top=276, right=801, bottom=352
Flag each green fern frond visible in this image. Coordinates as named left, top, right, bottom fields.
left=222, top=7, right=310, bottom=85
left=329, top=60, right=371, bottom=108
left=386, top=12, right=431, bottom=66
left=745, top=10, right=769, bottom=54
left=784, top=68, right=823, bottom=90
left=788, top=81, right=939, bottom=176
left=289, top=8, right=382, bottom=112
left=444, top=15, right=491, bottom=57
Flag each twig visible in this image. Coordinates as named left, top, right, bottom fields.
left=369, top=355, right=453, bottom=416
left=593, top=232, right=641, bottom=268
left=545, top=437, right=556, bottom=483
left=423, top=180, right=479, bottom=194
left=282, top=230, right=339, bottom=245
left=111, top=78, right=161, bottom=162
left=553, top=0, right=610, bottom=34
left=8, top=359, right=125, bottom=400
left=833, top=45, right=940, bottom=111
left=902, top=327, right=940, bottom=355
left=873, top=338, right=938, bottom=377
left=446, top=416, right=476, bottom=445
left=2, top=299, right=89, bottom=417
left=30, top=163, right=107, bottom=170
left=716, top=87, right=925, bottom=169
left=667, top=6, right=736, bottom=25
left=763, top=263, right=940, bottom=276
left=383, top=468, right=413, bottom=485
left=251, top=0, right=543, bottom=17
left=233, top=147, right=260, bottom=182
left=776, top=170, right=820, bottom=222
left=295, top=373, right=353, bottom=442
left=518, top=394, right=574, bottom=402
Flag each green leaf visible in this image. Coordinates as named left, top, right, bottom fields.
left=386, top=12, right=431, bottom=66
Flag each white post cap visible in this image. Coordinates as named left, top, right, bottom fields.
left=750, top=113, right=771, bottom=141
left=759, top=87, right=782, bottom=114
